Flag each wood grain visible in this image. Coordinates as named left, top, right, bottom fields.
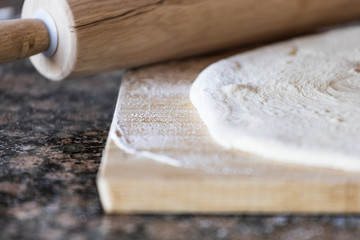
left=21, top=0, right=360, bottom=80
left=97, top=50, right=360, bottom=214
left=0, top=19, right=49, bottom=63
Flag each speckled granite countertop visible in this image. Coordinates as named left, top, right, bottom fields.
left=1, top=2, right=360, bottom=240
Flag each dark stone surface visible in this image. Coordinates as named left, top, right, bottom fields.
left=0, top=59, right=119, bottom=239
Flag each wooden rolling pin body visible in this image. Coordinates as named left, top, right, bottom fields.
left=13, top=0, right=360, bottom=80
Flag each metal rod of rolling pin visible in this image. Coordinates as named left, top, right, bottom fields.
left=0, top=19, right=50, bottom=63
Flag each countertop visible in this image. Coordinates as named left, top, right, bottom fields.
left=1, top=2, right=360, bottom=240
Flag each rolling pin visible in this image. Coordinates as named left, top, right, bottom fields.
left=1, top=0, right=360, bottom=80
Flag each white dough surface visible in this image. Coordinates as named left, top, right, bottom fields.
left=190, top=26, right=360, bottom=171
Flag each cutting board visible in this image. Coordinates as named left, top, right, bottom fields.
left=97, top=49, right=360, bottom=214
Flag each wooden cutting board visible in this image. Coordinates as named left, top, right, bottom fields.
left=97, top=49, right=360, bottom=214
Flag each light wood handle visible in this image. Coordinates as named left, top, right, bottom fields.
left=0, top=19, right=50, bottom=64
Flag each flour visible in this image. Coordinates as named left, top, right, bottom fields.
left=109, top=69, right=276, bottom=176
left=111, top=126, right=182, bottom=167
left=190, top=26, right=360, bottom=171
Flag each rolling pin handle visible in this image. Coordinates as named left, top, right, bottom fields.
left=32, top=9, right=58, bottom=57
left=0, top=9, right=58, bottom=64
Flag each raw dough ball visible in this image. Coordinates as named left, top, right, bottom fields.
left=190, top=26, right=360, bottom=171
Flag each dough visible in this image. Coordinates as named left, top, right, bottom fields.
left=190, top=26, right=360, bottom=171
